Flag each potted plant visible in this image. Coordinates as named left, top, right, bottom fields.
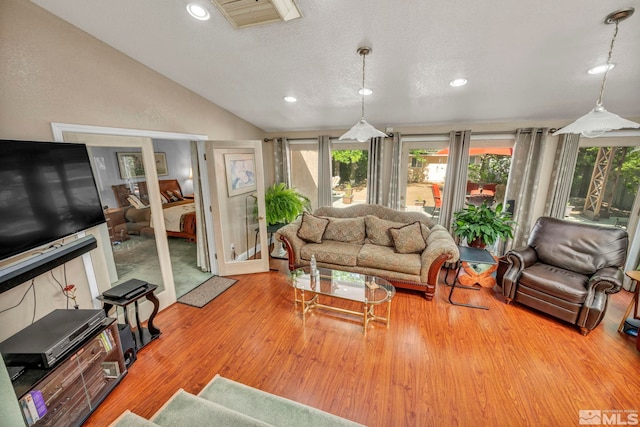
left=262, top=182, right=310, bottom=226
left=452, top=201, right=515, bottom=248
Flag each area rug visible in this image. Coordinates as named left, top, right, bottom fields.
left=177, top=276, right=238, bottom=308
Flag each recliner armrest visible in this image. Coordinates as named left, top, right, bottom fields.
left=577, top=267, right=624, bottom=332
left=587, top=266, right=624, bottom=295
left=502, top=246, right=538, bottom=300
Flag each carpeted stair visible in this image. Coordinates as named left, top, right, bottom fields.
left=110, top=375, right=364, bottom=427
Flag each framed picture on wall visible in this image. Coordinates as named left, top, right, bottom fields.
left=225, top=153, right=257, bottom=197
left=117, top=152, right=168, bottom=179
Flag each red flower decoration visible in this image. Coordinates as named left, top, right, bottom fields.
left=63, top=284, right=79, bottom=308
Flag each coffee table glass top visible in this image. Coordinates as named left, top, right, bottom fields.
left=290, top=267, right=395, bottom=304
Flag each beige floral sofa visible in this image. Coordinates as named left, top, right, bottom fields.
left=277, top=204, right=459, bottom=300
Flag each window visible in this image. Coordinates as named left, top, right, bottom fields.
left=400, top=136, right=449, bottom=220
left=567, top=139, right=640, bottom=230
left=465, top=137, right=514, bottom=209
left=331, top=141, right=368, bottom=207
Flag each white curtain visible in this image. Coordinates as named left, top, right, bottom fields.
left=440, top=130, right=472, bottom=231
left=545, top=133, right=580, bottom=218
left=367, top=137, right=384, bottom=205
left=388, top=132, right=403, bottom=209
left=317, top=135, right=332, bottom=207
left=504, top=128, right=549, bottom=251
left=191, top=141, right=210, bottom=272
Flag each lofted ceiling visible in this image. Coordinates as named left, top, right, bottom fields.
left=30, top=0, right=640, bottom=133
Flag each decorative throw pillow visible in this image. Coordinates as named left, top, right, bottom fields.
left=322, top=217, right=366, bottom=244
left=420, top=223, right=431, bottom=241
left=160, top=193, right=169, bottom=204
left=127, top=194, right=147, bottom=209
left=364, top=215, right=406, bottom=247
left=390, top=222, right=427, bottom=254
left=166, top=190, right=182, bottom=202
left=297, top=212, right=329, bottom=243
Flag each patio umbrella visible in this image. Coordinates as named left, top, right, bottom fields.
left=436, top=147, right=513, bottom=156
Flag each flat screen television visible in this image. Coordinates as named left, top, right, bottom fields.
left=0, top=140, right=106, bottom=262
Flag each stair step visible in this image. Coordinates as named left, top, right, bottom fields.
left=151, top=389, right=272, bottom=427
left=109, top=410, right=160, bottom=427
left=198, top=375, right=364, bottom=427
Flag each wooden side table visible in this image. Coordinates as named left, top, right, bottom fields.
left=444, top=245, right=497, bottom=310
left=618, top=270, right=640, bottom=333
left=98, top=284, right=161, bottom=350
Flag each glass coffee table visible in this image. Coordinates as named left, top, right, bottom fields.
left=289, top=267, right=395, bottom=332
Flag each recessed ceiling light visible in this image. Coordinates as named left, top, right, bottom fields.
left=283, top=96, right=297, bottom=103
left=358, top=88, right=373, bottom=96
left=450, top=78, right=468, bottom=87
left=186, top=3, right=210, bottom=21
left=587, top=64, right=614, bottom=74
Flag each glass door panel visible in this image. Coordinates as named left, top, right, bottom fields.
left=465, top=138, right=514, bottom=209
left=206, top=141, right=269, bottom=276
left=87, top=146, right=167, bottom=293
left=568, top=142, right=640, bottom=228
left=331, top=142, right=368, bottom=207
left=401, top=137, right=449, bottom=221
left=404, top=148, right=447, bottom=219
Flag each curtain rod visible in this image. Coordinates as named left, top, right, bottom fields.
left=264, top=128, right=553, bottom=143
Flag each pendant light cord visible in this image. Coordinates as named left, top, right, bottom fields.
left=596, top=19, right=618, bottom=107
left=361, top=51, right=366, bottom=119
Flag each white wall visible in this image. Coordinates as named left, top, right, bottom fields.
left=0, top=0, right=264, bottom=342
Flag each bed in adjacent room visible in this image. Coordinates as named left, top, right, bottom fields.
left=111, top=179, right=197, bottom=241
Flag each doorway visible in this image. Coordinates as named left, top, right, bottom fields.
left=53, top=124, right=212, bottom=311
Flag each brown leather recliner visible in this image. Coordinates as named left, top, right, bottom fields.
left=502, top=216, right=628, bottom=335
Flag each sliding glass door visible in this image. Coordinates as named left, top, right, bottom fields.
left=331, top=141, right=368, bottom=207
left=400, top=136, right=449, bottom=220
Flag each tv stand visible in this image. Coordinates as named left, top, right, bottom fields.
left=10, top=318, right=126, bottom=426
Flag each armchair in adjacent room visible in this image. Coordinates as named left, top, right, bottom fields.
left=501, top=216, right=628, bottom=335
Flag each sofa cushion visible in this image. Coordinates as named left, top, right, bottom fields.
left=323, top=217, right=366, bottom=244
left=518, top=262, right=588, bottom=304
left=390, top=222, right=426, bottom=254
left=297, top=212, right=329, bottom=243
left=301, top=241, right=362, bottom=267
left=358, top=244, right=422, bottom=276
left=364, top=215, right=406, bottom=247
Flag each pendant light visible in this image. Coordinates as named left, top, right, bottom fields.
left=553, top=8, right=639, bottom=138
left=339, top=47, right=388, bottom=142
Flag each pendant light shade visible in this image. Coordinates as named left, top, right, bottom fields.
left=553, top=8, right=639, bottom=138
left=341, top=118, right=388, bottom=143
left=340, top=47, right=387, bottom=142
left=553, top=105, right=640, bottom=138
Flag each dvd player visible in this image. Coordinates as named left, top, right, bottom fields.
left=0, top=309, right=106, bottom=369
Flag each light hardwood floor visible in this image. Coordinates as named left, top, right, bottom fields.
left=85, top=260, right=640, bottom=427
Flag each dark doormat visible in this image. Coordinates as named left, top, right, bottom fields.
left=178, top=276, right=238, bottom=308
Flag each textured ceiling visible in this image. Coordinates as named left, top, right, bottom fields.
left=31, top=0, right=640, bottom=133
